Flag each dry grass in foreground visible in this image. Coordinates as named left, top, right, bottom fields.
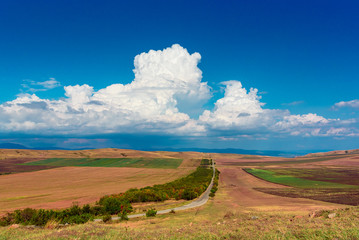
left=0, top=201, right=358, bottom=239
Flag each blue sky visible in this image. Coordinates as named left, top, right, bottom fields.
left=0, top=0, right=358, bottom=152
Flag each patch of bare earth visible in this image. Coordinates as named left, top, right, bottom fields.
left=0, top=166, right=194, bottom=215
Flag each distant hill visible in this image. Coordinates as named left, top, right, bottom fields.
left=0, top=143, right=347, bottom=157
left=141, top=147, right=299, bottom=157
left=0, top=143, right=29, bottom=149
left=303, top=148, right=359, bottom=157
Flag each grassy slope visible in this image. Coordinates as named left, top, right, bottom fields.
left=245, top=168, right=356, bottom=188
left=23, top=158, right=183, bottom=169
left=261, top=168, right=359, bottom=186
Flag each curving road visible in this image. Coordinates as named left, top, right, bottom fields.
left=94, top=160, right=215, bottom=221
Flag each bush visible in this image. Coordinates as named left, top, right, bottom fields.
left=102, top=214, right=112, bottom=223
left=100, top=197, right=126, bottom=215
left=119, top=213, right=129, bottom=221
left=0, top=213, right=14, bottom=226
left=101, top=166, right=213, bottom=204
left=61, top=213, right=93, bottom=224
left=182, top=189, right=198, bottom=200
left=146, top=208, right=157, bottom=217
left=31, top=209, right=55, bottom=226
left=14, top=208, right=37, bottom=224
left=82, top=204, right=91, bottom=214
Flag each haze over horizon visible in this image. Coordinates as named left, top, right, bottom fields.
left=1, top=1, right=358, bottom=152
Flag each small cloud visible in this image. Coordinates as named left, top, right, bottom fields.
left=37, top=78, right=61, bottom=89
left=333, top=99, right=359, bottom=109
left=282, top=101, right=304, bottom=106
left=21, top=78, right=61, bottom=92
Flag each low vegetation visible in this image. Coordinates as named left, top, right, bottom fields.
left=210, top=169, right=220, bottom=197
left=0, top=200, right=132, bottom=227
left=23, top=157, right=183, bottom=169
left=245, top=168, right=356, bottom=188
left=245, top=168, right=359, bottom=205
left=145, top=208, right=157, bottom=217
left=100, top=165, right=213, bottom=203
left=199, top=158, right=212, bottom=167
left=259, top=168, right=359, bottom=186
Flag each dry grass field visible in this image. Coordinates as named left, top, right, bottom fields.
left=1, top=148, right=359, bottom=239
left=0, top=149, right=204, bottom=215
left=0, top=167, right=195, bottom=215
left=1, top=166, right=358, bottom=239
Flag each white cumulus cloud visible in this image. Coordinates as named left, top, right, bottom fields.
left=0, top=44, right=209, bottom=135
left=199, top=80, right=286, bottom=132
left=0, top=44, right=358, bottom=139
left=334, top=99, right=359, bottom=109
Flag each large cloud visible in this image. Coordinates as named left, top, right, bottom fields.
left=0, top=44, right=208, bottom=135
left=0, top=44, right=357, bottom=139
left=198, top=80, right=358, bottom=138
left=199, top=81, right=286, bottom=132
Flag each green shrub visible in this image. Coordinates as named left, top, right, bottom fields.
left=14, top=208, right=37, bottom=224
left=101, top=166, right=213, bottom=204
left=69, top=203, right=82, bottom=216
left=102, top=214, right=112, bottom=223
left=182, top=189, right=198, bottom=200
left=30, top=209, right=55, bottom=226
left=146, top=208, right=157, bottom=217
left=61, top=213, right=93, bottom=224
left=119, top=213, right=129, bottom=221
left=82, top=204, right=91, bottom=214
left=90, top=205, right=105, bottom=215
left=101, top=197, right=122, bottom=214
left=0, top=213, right=14, bottom=226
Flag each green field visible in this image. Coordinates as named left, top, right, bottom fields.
left=23, top=157, right=183, bottom=169
left=245, top=168, right=359, bottom=205
left=244, top=168, right=356, bottom=188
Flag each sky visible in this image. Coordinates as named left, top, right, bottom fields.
left=0, top=0, right=359, bottom=153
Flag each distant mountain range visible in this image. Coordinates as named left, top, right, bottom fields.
left=0, top=143, right=30, bottom=149
left=0, top=142, right=321, bottom=157
left=0, top=143, right=65, bottom=150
